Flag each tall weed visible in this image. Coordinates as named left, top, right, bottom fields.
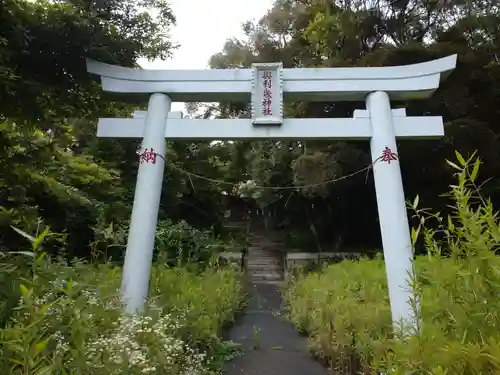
left=285, top=153, right=500, bottom=374
left=0, top=228, right=243, bottom=374
left=151, top=265, right=243, bottom=347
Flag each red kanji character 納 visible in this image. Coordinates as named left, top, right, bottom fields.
left=140, top=148, right=157, bottom=164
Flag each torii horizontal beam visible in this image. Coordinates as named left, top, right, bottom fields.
left=86, top=55, right=457, bottom=102
left=97, top=111, right=444, bottom=140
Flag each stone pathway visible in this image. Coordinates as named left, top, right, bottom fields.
left=246, top=232, right=285, bottom=282
left=223, top=282, right=328, bottom=375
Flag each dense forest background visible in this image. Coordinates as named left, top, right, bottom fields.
left=2, top=0, right=500, bottom=259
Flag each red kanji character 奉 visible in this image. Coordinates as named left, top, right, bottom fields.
left=140, top=148, right=157, bottom=164
left=380, top=146, right=398, bottom=164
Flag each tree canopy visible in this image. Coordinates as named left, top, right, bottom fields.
left=2, top=0, right=500, bottom=258
left=205, top=0, right=500, bottom=251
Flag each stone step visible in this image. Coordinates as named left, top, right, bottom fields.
left=247, top=252, right=282, bottom=257
left=248, top=249, right=285, bottom=254
left=247, top=255, right=283, bottom=260
left=248, top=240, right=285, bottom=245
left=248, top=248, right=284, bottom=254
left=247, top=256, right=282, bottom=262
left=248, top=240, right=285, bottom=246
left=247, top=258, right=282, bottom=264
left=248, top=270, right=284, bottom=277
left=248, top=236, right=283, bottom=241
left=224, top=223, right=247, bottom=229
left=246, top=259, right=282, bottom=265
left=247, top=249, right=282, bottom=255
left=246, top=264, right=283, bottom=271
left=249, top=273, right=284, bottom=281
left=246, top=269, right=284, bottom=276
left=251, top=280, right=284, bottom=285
left=248, top=231, right=283, bottom=236
left=247, top=253, right=282, bottom=259
left=247, top=254, right=282, bottom=260
left=249, top=270, right=283, bottom=277
left=248, top=233, right=283, bottom=239
left=248, top=246, right=280, bottom=250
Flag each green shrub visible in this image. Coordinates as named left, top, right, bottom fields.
left=150, top=265, right=244, bottom=348
left=285, top=153, right=500, bottom=374
left=286, top=257, right=391, bottom=374
left=155, top=219, right=243, bottom=266
left=0, top=230, right=244, bottom=374
left=0, top=252, right=30, bottom=327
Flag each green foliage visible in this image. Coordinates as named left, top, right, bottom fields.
left=150, top=265, right=244, bottom=349
left=0, top=251, right=32, bottom=328
left=5, top=0, right=500, bottom=262
left=0, top=0, right=176, bottom=121
left=285, top=154, right=500, bottom=374
left=208, top=340, right=243, bottom=371
left=0, top=227, right=244, bottom=374
left=0, top=225, right=44, bottom=327
left=0, top=120, right=128, bottom=258
left=207, top=0, right=500, bottom=252
left=0, top=0, right=194, bottom=264
left=155, top=219, right=244, bottom=266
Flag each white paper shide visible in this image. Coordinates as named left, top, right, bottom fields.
left=251, top=62, right=283, bottom=125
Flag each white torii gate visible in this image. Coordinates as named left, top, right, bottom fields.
left=87, top=55, right=457, bottom=331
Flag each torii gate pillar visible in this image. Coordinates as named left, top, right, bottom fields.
left=367, top=91, right=417, bottom=331
left=122, top=93, right=170, bottom=313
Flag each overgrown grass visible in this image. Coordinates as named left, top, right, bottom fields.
left=0, top=235, right=244, bottom=374
left=285, top=153, right=500, bottom=374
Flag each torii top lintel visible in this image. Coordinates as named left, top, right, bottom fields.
left=86, top=55, right=456, bottom=102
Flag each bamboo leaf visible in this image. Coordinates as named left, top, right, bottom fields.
left=411, top=227, right=419, bottom=245
left=34, top=366, right=54, bottom=375
left=33, top=226, right=50, bottom=250
left=34, top=339, right=49, bottom=355
left=10, top=226, right=36, bottom=243
left=412, top=195, right=420, bottom=210
left=8, top=359, right=24, bottom=365
left=470, top=159, right=480, bottom=182
left=6, top=251, right=35, bottom=257
left=445, top=160, right=462, bottom=171
left=455, top=151, right=466, bottom=166
left=19, top=284, right=30, bottom=298
left=447, top=215, right=454, bottom=232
